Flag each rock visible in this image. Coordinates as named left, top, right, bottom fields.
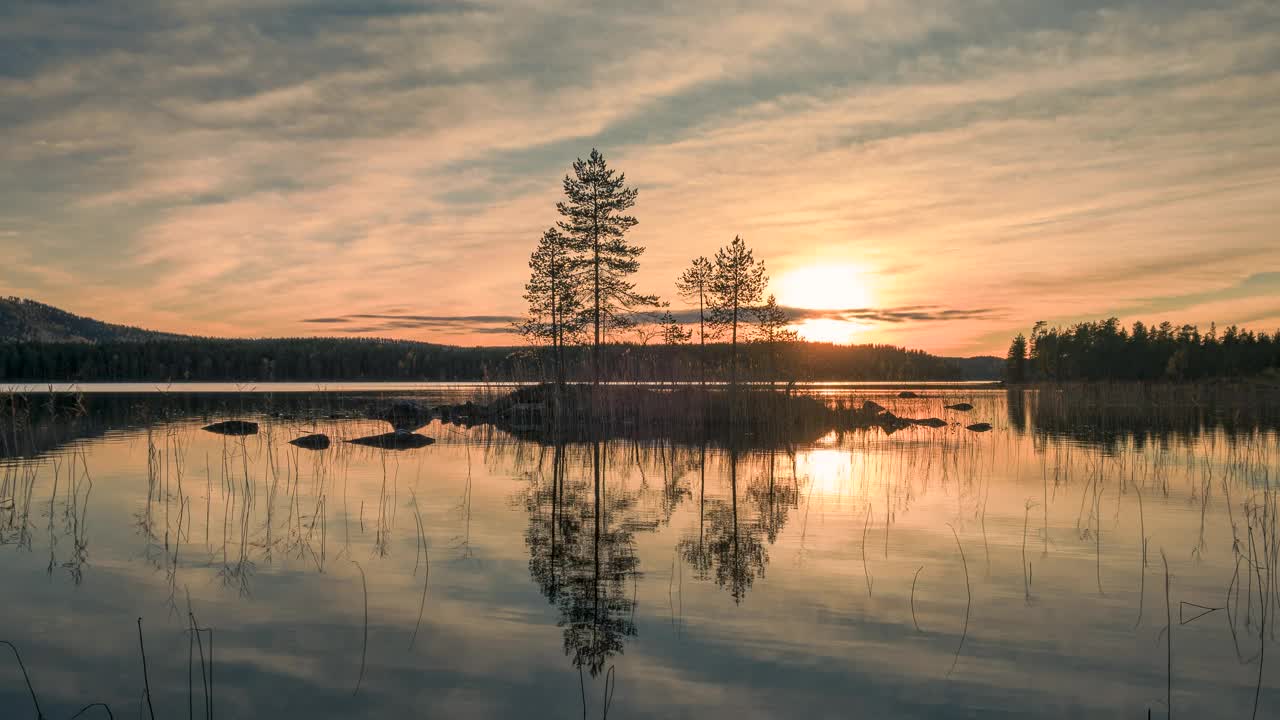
left=898, top=391, right=921, bottom=399
left=965, top=422, right=993, bottom=432
left=910, top=417, right=948, bottom=428
left=347, top=431, right=436, bottom=450
left=380, top=400, right=433, bottom=432
left=945, top=403, right=974, bottom=411
left=289, top=433, right=330, bottom=450
left=861, top=400, right=887, bottom=414
left=202, top=420, right=258, bottom=436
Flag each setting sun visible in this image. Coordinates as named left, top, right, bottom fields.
left=774, top=264, right=875, bottom=343
left=775, top=264, right=874, bottom=310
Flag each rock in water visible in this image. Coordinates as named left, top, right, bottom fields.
left=910, top=417, right=948, bottom=428
left=898, top=391, right=921, bottom=399
left=965, top=422, right=993, bottom=432
left=347, top=432, right=436, bottom=450
left=861, top=400, right=887, bottom=414
left=380, top=400, right=434, bottom=432
left=289, top=433, right=330, bottom=450
left=945, top=403, right=974, bottom=411
left=202, top=420, right=259, bottom=436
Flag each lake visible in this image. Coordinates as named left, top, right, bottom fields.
left=1, top=384, right=1276, bottom=718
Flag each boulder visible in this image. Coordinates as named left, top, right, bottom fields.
left=289, top=433, right=330, bottom=450
left=202, top=420, right=258, bottom=436
left=380, top=400, right=433, bottom=432
left=348, top=431, right=436, bottom=450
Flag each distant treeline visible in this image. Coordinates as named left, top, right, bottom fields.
left=1005, top=318, right=1280, bottom=382
left=0, top=337, right=991, bottom=382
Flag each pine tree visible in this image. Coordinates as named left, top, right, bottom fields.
left=752, top=295, right=797, bottom=344
left=659, top=311, right=691, bottom=346
left=556, top=149, right=657, bottom=385
left=675, top=256, right=716, bottom=385
left=1005, top=332, right=1028, bottom=383
left=518, top=227, right=584, bottom=386
left=708, top=236, right=768, bottom=388
left=752, top=294, right=797, bottom=383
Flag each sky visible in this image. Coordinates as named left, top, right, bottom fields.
left=2, top=0, right=1278, bottom=355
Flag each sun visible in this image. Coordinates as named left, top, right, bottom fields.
left=775, top=263, right=874, bottom=310
left=774, top=263, right=875, bottom=344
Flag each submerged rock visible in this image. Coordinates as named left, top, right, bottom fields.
left=347, top=431, right=436, bottom=450
left=202, top=420, right=259, bottom=436
left=898, top=391, right=921, bottom=399
left=910, top=417, right=948, bottom=428
left=965, top=422, right=993, bottom=432
left=289, top=433, right=330, bottom=450
left=945, top=403, right=974, bottom=411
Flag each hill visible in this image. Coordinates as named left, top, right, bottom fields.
left=0, top=297, right=188, bottom=343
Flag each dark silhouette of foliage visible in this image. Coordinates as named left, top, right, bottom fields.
left=0, top=337, right=990, bottom=382
left=675, top=256, right=716, bottom=384
left=1020, top=318, right=1280, bottom=381
left=658, top=311, right=691, bottom=346
left=556, top=149, right=658, bottom=384
left=519, top=227, right=585, bottom=386
left=708, top=236, right=768, bottom=387
left=1005, top=333, right=1028, bottom=383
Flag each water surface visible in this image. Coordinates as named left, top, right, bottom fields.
left=1, top=387, right=1276, bottom=718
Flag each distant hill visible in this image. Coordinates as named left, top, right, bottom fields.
left=0, top=297, right=189, bottom=343
left=945, top=355, right=1004, bottom=380
left=0, top=297, right=1003, bottom=381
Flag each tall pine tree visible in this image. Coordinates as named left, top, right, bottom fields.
left=556, top=149, right=657, bottom=385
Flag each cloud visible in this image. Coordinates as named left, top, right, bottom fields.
left=1, top=0, right=1278, bottom=352
left=302, top=304, right=1000, bottom=339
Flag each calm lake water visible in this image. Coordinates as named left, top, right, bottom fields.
left=1, top=385, right=1276, bottom=718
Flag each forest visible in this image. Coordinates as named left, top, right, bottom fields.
left=1005, top=318, right=1280, bottom=382
left=0, top=337, right=980, bottom=383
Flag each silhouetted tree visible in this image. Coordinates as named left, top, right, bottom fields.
left=1005, top=333, right=1028, bottom=383
left=556, top=149, right=657, bottom=385
left=519, top=227, right=584, bottom=386
left=753, top=294, right=797, bottom=383
left=676, top=256, right=716, bottom=385
left=1015, top=318, right=1280, bottom=382
left=659, top=311, right=691, bottom=346
left=752, top=295, right=796, bottom=344
left=708, top=236, right=767, bottom=388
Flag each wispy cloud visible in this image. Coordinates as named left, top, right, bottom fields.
left=1, top=0, right=1277, bottom=352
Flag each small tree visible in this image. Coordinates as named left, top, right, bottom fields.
left=752, top=295, right=797, bottom=344
left=1005, top=332, right=1028, bottom=384
left=659, top=311, right=692, bottom=346
left=708, top=236, right=768, bottom=388
left=753, top=294, right=797, bottom=383
left=556, top=149, right=658, bottom=385
left=519, top=227, right=584, bottom=386
left=676, top=256, right=716, bottom=385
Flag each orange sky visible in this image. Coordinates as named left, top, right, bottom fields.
left=2, top=1, right=1278, bottom=355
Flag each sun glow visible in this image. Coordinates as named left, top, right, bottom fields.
left=775, top=264, right=874, bottom=310
left=774, top=263, right=875, bottom=344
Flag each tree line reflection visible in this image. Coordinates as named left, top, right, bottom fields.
left=524, top=437, right=802, bottom=674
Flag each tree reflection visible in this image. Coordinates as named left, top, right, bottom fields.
left=526, top=441, right=640, bottom=675
left=679, top=446, right=782, bottom=604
